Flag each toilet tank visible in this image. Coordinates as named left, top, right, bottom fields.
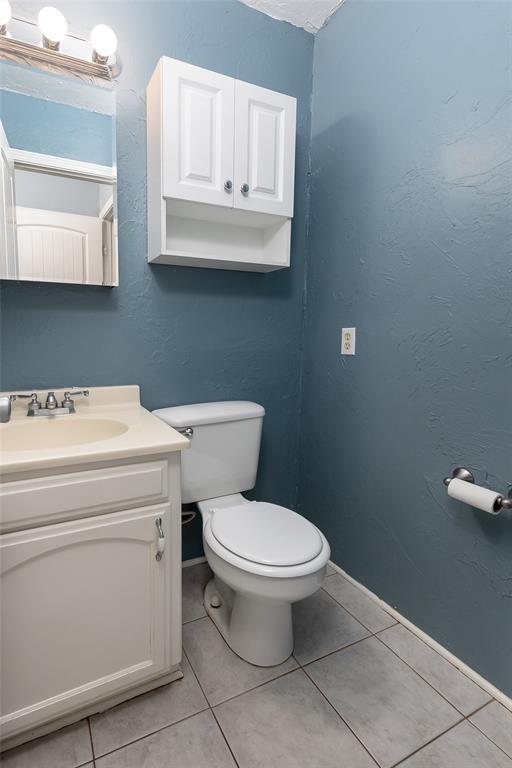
left=153, top=401, right=265, bottom=504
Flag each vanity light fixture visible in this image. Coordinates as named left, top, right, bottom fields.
left=0, top=0, right=11, bottom=35
left=38, top=6, right=68, bottom=51
left=0, top=3, right=120, bottom=79
left=91, top=24, right=117, bottom=65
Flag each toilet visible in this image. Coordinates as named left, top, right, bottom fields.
left=153, top=401, right=330, bottom=667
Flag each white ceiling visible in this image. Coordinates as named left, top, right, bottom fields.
left=239, top=0, right=345, bottom=34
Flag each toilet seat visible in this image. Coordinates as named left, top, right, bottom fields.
left=209, top=501, right=323, bottom=567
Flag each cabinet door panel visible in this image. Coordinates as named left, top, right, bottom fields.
left=234, top=81, right=296, bottom=217
left=0, top=505, right=171, bottom=738
left=162, top=58, right=234, bottom=207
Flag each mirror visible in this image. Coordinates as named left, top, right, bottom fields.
left=0, top=60, right=117, bottom=286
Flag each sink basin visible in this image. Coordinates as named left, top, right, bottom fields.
left=0, top=418, right=129, bottom=452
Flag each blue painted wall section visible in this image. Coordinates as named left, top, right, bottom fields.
left=0, top=89, right=114, bottom=165
left=300, top=0, right=512, bottom=695
left=0, top=1, right=313, bottom=561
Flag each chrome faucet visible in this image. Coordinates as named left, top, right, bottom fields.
left=0, top=393, right=40, bottom=423
left=0, top=390, right=89, bottom=422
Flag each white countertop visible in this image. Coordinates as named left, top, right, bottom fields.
left=0, top=385, right=189, bottom=476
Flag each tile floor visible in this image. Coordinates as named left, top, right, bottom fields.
left=3, top=563, right=512, bottom=768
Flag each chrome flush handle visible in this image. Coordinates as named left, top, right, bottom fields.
left=155, top=517, right=165, bottom=561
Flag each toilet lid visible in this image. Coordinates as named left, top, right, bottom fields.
left=210, top=502, right=323, bottom=566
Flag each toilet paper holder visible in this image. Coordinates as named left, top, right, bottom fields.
left=443, top=467, right=512, bottom=511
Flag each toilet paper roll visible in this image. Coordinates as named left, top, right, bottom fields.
left=447, top=478, right=500, bottom=515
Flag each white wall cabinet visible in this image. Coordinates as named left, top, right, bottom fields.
left=0, top=455, right=182, bottom=750
left=147, top=57, right=296, bottom=272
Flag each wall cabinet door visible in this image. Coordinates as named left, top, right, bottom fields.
left=234, top=80, right=296, bottom=217
left=0, top=505, right=171, bottom=738
left=162, top=58, right=235, bottom=207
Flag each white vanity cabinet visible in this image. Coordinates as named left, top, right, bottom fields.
left=147, top=57, right=296, bottom=272
left=0, top=454, right=182, bottom=749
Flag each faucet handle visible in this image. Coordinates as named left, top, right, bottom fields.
left=11, top=392, right=42, bottom=416
left=62, top=390, right=89, bottom=409
left=11, top=392, right=38, bottom=401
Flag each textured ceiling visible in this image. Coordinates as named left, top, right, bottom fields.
left=239, top=0, right=345, bottom=34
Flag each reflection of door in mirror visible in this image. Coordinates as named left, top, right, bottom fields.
left=0, top=60, right=117, bottom=286
left=14, top=170, right=112, bottom=284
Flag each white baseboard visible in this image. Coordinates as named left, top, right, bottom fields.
left=328, top=560, right=512, bottom=713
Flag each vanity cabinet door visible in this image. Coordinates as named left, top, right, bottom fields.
left=0, top=504, right=172, bottom=739
left=162, top=57, right=235, bottom=207
left=234, top=80, right=296, bottom=217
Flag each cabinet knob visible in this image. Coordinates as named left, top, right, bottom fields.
left=224, top=180, right=233, bottom=192
left=241, top=183, right=250, bottom=196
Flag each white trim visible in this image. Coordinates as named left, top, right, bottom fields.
left=99, top=197, right=114, bottom=222
left=182, top=556, right=207, bottom=569
left=328, top=560, right=512, bottom=713
left=9, top=149, right=116, bottom=183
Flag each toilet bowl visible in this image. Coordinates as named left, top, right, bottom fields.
left=199, top=494, right=329, bottom=666
left=153, top=401, right=330, bottom=666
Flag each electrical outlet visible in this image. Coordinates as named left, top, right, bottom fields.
left=341, top=327, right=356, bottom=355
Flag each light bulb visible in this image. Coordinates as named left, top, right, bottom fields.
left=38, top=6, right=68, bottom=49
left=0, top=0, right=11, bottom=34
left=0, top=0, right=11, bottom=26
left=91, top=24, right=117, bottom=64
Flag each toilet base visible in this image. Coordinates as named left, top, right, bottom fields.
left=204, top=578, right=293, bottom=667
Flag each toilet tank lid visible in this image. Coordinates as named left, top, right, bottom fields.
left=152, top=401, right=265, bottom=428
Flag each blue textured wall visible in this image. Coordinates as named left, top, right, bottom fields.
left=0, top=1, right=313, bottom=560
left=0, top=89, right=114, bottom=165
left=300, top=0, right=512, bottom=694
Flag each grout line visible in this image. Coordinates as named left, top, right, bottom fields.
left=468, top=706, right=512, bottom=763
left=90, top=704, right=211, bottom=762
left=182, top=612, right=208, bottom=625
left=299, top=663, right=380, bottom=767
left=373, top=632, right=485, bottom=718
left=389, top=716, right=466, bottom=768
left=86, top=717, right=95, bottom=761
left=182, top=648, right=241, bottom=768
left=210, top=707, right=241, bottom=768
left=320, top=582, right=398, bottom=634
left=299, top=632, right=374, bottom=668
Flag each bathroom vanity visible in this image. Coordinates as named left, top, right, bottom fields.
left=0, top=386, right=188, bottom=750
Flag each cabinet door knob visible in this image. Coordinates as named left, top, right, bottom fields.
left=224, top=180, right=233, bottom=192
left=241, top=183, right=250, bottom=196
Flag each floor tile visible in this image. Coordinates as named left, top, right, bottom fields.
left=90, top=655, right=208, bottom=757
left=293, top=588, right=370, bottom=665
left=379, top=624, right=491, bottom=715
left=470, top=700, right=512, bottom=759
left=323, top=574, right=396, bottom=633
left=214, top=668, right=375, bottom=768
left=326, top=564, right=336, bottom=576
left=0, top=721, right=92, bottom=768
left=95, top=710, right=236, bottom=768
left=182, top=561, right=212, bottom=623
left=183, top=616, right=298, bottom=705
left=306, top=636, right=460, bottom=768
left=400, top=721, right=512, bottom=767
